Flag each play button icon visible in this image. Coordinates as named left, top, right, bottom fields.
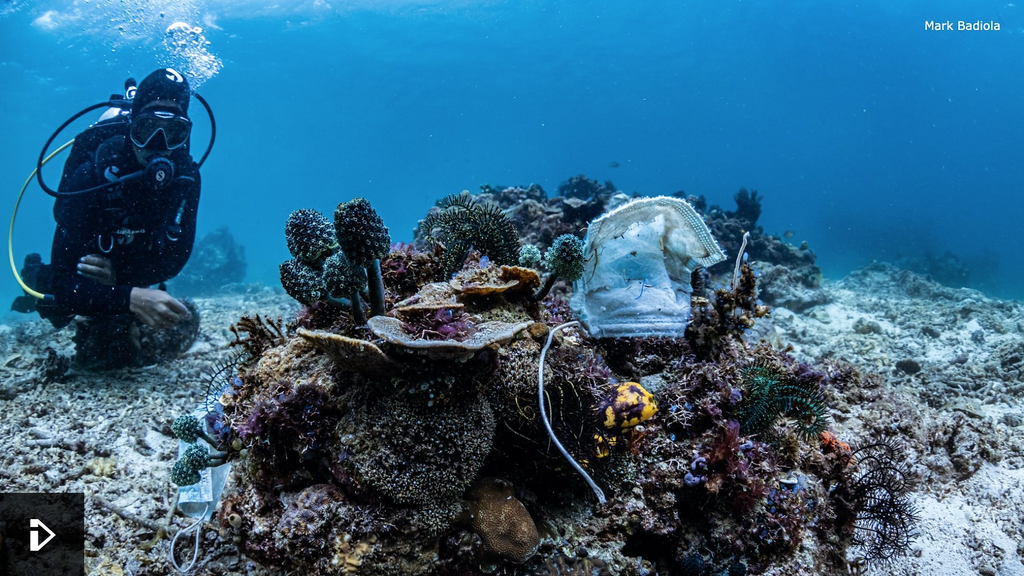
left=29, top=519, right=56, bottom=552
left=0, top=493, right=84, bottom=575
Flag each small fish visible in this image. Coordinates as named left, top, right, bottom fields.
left=783, top=230, right=796, bottom=239
left=608, top=161, right=620, bottom=168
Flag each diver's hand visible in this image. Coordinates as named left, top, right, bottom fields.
left=129, top=288, right=190, bottom=329
left=78, top=254, right=116, bottom=286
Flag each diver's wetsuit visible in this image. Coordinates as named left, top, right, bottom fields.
left=47, top=121, right=201, bottom=319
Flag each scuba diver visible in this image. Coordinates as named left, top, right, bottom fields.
left=11, top=68, right=215, bottom=370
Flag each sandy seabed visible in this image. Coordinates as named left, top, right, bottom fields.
left=1, top=263, right=1022, bottom=576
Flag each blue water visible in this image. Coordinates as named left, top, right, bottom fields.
left=2, top=0, right=1022, bottom=307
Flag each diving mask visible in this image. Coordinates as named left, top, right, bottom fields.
left=130, top=111, right=191, bottom=150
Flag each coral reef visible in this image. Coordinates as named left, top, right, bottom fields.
left=210, top=190, right=921, bottom=576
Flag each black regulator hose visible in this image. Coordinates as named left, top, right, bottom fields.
left=36, top=101, right=126, bottom=198
left=36, top=92, right=216, bottom=197
left=193, top=92, right=216, bottom=170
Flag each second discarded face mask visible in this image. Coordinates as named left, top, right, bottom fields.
left=569, top=196, right=726, bottom=338
left=176, top=406, right=229, bottom=522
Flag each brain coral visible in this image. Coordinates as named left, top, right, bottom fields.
left=460, top=477, right=540, bottom=564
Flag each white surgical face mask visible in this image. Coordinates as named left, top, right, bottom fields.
left=570, top=196, right=726, bottom=338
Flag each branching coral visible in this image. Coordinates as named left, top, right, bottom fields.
left=556, top=174, right=614, bottom=201
left=686, top=261, right=769, bottom=361
left=229, top=314, right=287, bottom=360
left=724, top=188, right=762, bottom=229
left=420, top=192, right=522, bottom=280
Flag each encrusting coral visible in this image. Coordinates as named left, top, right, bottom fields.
left=209, top=185, right=917, bottom=575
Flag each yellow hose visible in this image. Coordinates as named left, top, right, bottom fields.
left=8, top=139, right=75, bottom=299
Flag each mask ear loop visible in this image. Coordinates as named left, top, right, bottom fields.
left=169, top=502, right=209, bottom=573
left=538, top=320, right=606, bottom=504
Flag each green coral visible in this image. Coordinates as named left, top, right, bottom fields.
left=420, top=192, right=521, bottom=280
left=171, top=443, right=227, bottom=487
left=532, top=233, right=585, bottom=301
left=544, top=234, right=584, bottom=280
left=739, top=365, right=829, bottom=441
left=518, top=244, right=542, bottom=268
left=172, top=414, right=218, bottom=446
left=171, top=459, right=201, bottom=486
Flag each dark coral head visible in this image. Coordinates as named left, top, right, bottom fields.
left=322, top=250, right=367, bottom=298
left=545, top=234, right=585, bottom=281
left=334, top=197, right=391, bottom=265
left=280, top=259, right=325, bottom=305
left=285, top=208, right=336, bottom=264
